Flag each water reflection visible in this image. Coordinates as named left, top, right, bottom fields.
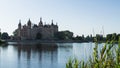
left=14, top=43, right=58, bottom=63
left=0, top=43, right=83, bottom=68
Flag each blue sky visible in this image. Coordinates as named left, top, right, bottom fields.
left=0, top=0, right=120, bottom=36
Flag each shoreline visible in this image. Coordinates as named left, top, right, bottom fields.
left=6, top=40, right=86, bottom=44
left=5, top=40, right=111, bottom=45
left=6, top=40, right=81, bottom=43
left=6, top=40, right=107, bottom=43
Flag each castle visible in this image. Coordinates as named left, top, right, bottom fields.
left=13, top=18, right=58, bottom=40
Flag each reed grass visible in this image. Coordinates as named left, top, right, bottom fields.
left=66, top=37, right=120, bottom=68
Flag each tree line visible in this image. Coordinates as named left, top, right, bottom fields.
left=54, top=31, right=120, bottom=42
left=0, top=31, right=119, bottom=42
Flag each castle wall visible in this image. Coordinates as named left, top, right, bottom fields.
left=14, top=19, right=58, bottom=40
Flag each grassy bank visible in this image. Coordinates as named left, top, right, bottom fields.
left=66, top=37, right=120, bottom=68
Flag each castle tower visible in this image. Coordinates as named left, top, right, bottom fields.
left=18, top=20, right=22, bottom=39
left=51, top=19, right=54, bottom=26
left=39, top=17, right=43, bottom=27
left=27, top=19, right=32, bottom=39
left=18, top=20, right=21, bottom=29
left=27, top=19, right=32, bottom=29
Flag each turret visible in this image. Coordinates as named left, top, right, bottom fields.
left=18, top=20, right=21, bottom=29
left=51, top=19, right=54, bottom=26
left=18, top=20, right=22, bottom=38
left=39, top=17, right=43, bottom=27
left=56, top=22, right=58, bottom=28
left=27, top=19, right=32, bottom=28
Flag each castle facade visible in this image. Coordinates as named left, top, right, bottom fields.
left=13, top=18, right=58, bottom=40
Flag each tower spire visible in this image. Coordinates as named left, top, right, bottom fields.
left=51, top=19, right=54, bottom=25
left=39, top=17, right=43, bottom=26
left=19, top=19, right=21, bottom=23
left=40, top=17, right=43, bottom=24
left=18, top=19, right=21, bottom=29
left=52, top=19, right=53, bottom=23
left=40, top=17, right=42, bottom=21
left=27, top=18, right=32, bottom=28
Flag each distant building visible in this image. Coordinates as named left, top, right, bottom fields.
left=13, top=18, right=58, bottom=40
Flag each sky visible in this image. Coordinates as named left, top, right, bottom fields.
left=0, top=0, right=120, bottom=36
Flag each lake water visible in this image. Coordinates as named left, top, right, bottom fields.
left=0, top=42, right=107, bottom=68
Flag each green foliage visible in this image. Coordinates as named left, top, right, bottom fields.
left=55, top=30, right=73, bottom=40
left=74, top=36, right=84, bottom=41
left=1, top=32, right=9, bottom=40
left=66, top=37, right=120, bottom=68
left=95, top=34, right=104, bottom=42
left=106, top=33, right=119, bottom=42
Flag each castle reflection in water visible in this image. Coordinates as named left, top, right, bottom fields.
left=15, top=43, right=58, bottom=63
left=0, top=43, right=73, bottom=68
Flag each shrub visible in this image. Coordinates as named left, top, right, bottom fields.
left=66, top=37, right=120, bottom=68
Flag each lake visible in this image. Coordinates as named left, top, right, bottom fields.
left=0, top=42, right=107, bottom=68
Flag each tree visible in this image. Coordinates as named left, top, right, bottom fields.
left=106, top=33, right=117, bottom=41
left=55, top=30, right=73, bottom=40
left=117, top=34, right=120, bottom=41
left=95, top=34, right=103, bottom=42
left=106, top=34, right=112, bottom=41
left=13, top=29, right=17, bottom=36
left=1, top=32, right=9, bottom=40
left=112, top=33, right=117, bottom=41
left=75, top=35, right=82, bottom=40
left=85, top=35, right=91, bottom=42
